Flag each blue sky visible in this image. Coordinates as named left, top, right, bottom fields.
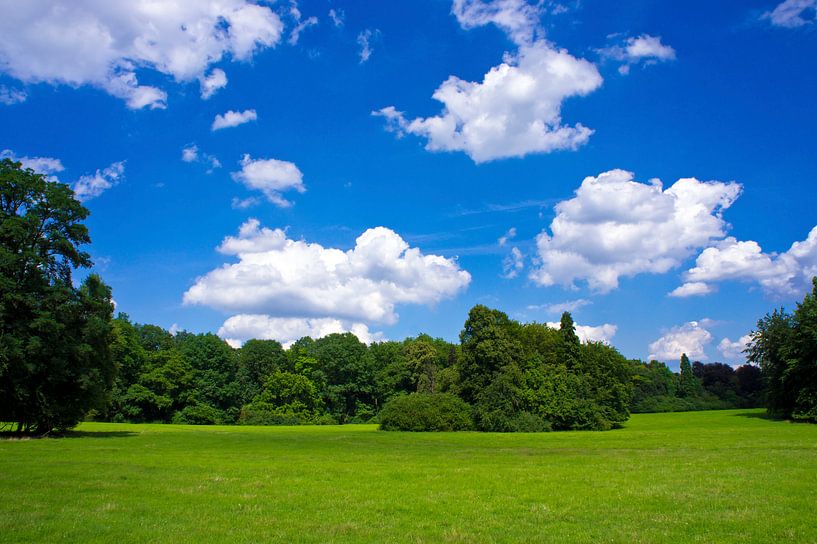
left=1, top=0, right=816, bottom=366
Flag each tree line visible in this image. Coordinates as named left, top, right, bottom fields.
left=1, top=158, right=814, bottom=435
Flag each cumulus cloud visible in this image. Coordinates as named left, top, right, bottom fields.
left=218, top=314, right=384, bottom=348
left=529, top=298, right=591, bottom=314
left=231, top=154, right=305, bottom=207
left=199, top=68, right=227, bottom=99
left=530, top=169, right=742, bottom=293
left=357, top=29, right=379, bottom=63
left=184, top=219, right=472, bottom=324
left=546, top=320, right=617, bottom=343
left=231, top=196, right=260, bottom=209
left=374, top=0, right=602, bottom=163
left=763, top=0, right=817, bottom=27
left=0, top=85, right=26, bottom=105
left=212, top=109, right=258, bottom=130
left=0, top=1, right=284, bottom=108
left=668, top=281, right=714, bottom=298
left=73, top=161, right=125, bottom=202
left=674, top=227, right=817, bottom=298
left=718, top=334, right=752, bottom=364
left=648, top=320, right=712, bottom=362
left=1, top=149, right=64, bottom=177
left=599, top=34, right=676, bottom=75
left=502, top=246, right=524, bottom=278
left=181, top=145, right=199, bottom=162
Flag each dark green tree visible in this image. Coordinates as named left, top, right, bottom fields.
left=0, top=158, right=114, bottom=434
left=677, top=353, right=701, bottom=398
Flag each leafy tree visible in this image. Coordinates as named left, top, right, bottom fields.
left=677, top=353, right=701, bottom=398
left=0, top=158, right=114, bottom=434
left=310, top=333, right=376, bottom=421
left=237, top=339, right=287, bottom=403
left=749, top=279, right=817, bottom=421
left=403, top=339, right=439, bottom=393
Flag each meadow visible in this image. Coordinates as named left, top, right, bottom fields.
left=1, top=409, right=815, bottom=543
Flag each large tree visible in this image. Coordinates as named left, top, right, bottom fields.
left=0, top=158, right=114, bottom=434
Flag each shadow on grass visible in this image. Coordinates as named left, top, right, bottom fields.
left=1, top=430, right=138, bottom=440
left=731, top=411, right=773, bottom=420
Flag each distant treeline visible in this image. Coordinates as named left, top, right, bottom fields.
left=97, top=306, right=763, bottom=432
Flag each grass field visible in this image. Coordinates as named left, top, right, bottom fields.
left=1, top=409, right=816, bottom=543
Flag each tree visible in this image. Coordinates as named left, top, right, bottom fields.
left=749, top=279, right=817, bottom=421
left=0, top=158, right=114, bottom=434
left=677, top=353, right=701, bottom=398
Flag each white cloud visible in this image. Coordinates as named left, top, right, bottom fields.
left=181, top=145, right=199, bottom=162
left=529, top=298, right=591, bottom=314
left=0, top=1, right=284, bottom=108
left=199, top=68, right=227, bottom=99
left=763, top=0, right=817, bottom=27
left=0, top=85, right=26, bottom=105
left=357, top=29, right=378, bottom=63
left=674, top=227, right=817, bottom=298
left=184, top=219, right=472, bottom=324
left=452, top=0, right=544, bottom=46
left=73, top=161, right=125, bottom=202
left=546, top=320, right=617, bottom=343
left=375, top=0, right=601, bottom=163
left=498, top=227, right=517, bottom=246
left=181, top=144, right=221, bottom=172
left=502, top=246, right=524, bottom=278
left=288, top=2, right=318, bottom=45
left=231, top=196, right=260, bottom=209
left=648, top=320, right=712, bottom=362
left=374, top=38, right=601, bottom=163
left=668, top=281, right=714, bottom=298
left=328, top=8, right=344, bottom=27
left=599, top=34, right=676, bottom=75
left=212, top=109, right=258, bottom=130
left=1, top=149, right=64, bottom=176
left=530, top=169, right=742, bottom=293
left=218, top=314, right=384, bottom=348
left=231, top=154, right=305, bottom=207
left=718, top=334, right=752, bottom=363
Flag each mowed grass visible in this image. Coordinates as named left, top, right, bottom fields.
left=1, top=410, right=816, bottom=543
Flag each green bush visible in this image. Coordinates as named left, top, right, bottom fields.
left=171, top=404, right=224, bottom=425
left=379, top=393, right=474, bottom=432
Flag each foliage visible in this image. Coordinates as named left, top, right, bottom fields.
left=749, top=278, right=817, bottom=421
left=379, top=393, right=474, bottom=431
left=0, top=159, right=114, bottom=434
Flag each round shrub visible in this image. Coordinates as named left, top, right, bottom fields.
left=171, top=404, right=224, bottom=425
left=379, top=393, right=474, bottom=432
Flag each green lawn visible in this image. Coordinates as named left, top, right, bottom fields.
left=1, top=409, right=815, bottom=543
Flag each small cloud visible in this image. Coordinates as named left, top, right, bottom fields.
left=762, top=0, right=817, bottom=27
left=231, top=154, right=306, bottom=207
left=357, top=29, right=380, bottom=63
left=73, top=161, right=126, bottom=202
left=648, top=320, right=713, bottom=362
left=598, top=34, right=676, bottom=75
left=199, top=68, right=227, bottom=99
left=1, top=149, right=64, bottom=177
left=0, top=85, right=27, bottom=105
left=181, top=145, right=199, bottom=162
left=668, top=282, right=714, bottom=298
left=502, top=247, right=524, bottom=278
left=328, top=8, right=344, bottom=27
left=718, top=334, right=752, bottom=363
left=498, top=227, right=517, bottom=247
left=528, top=298, right=592, bottom=314
left=231, top=196, right=260, bottom=209
left=212, top=109, right=258, bottom=131
left=288, top=2, right=318, bottom=45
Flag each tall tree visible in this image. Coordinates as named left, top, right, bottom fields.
left=677, top=353, right=700, bottom=398
left=0, top=158, right=114, bottom=434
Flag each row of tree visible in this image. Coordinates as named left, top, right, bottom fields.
left=1, top=158, right=813, bottom=434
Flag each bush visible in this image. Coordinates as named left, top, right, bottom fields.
left=379, top=393, right=474, bottom=432
left=171, top=404, right=224, bottom=425
left=238, top=402, right=315, bottom=425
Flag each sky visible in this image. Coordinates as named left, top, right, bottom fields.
left=1, top=0, right=816, bottom=367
